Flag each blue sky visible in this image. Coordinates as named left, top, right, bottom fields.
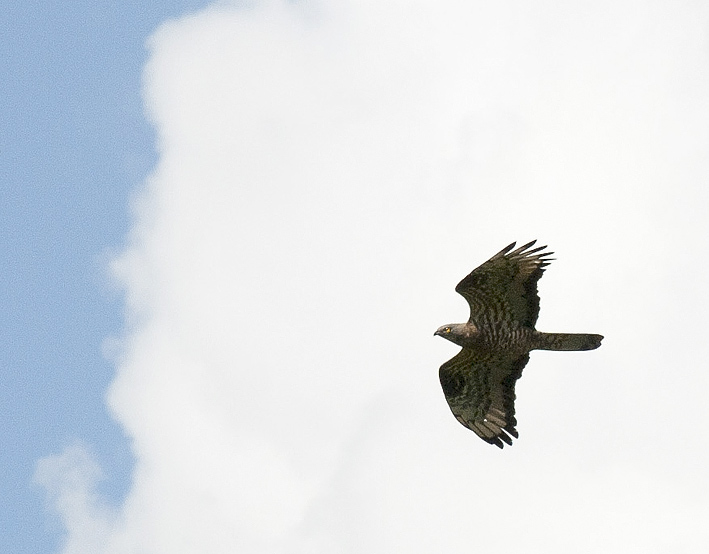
left=1, top=2, right=207, bottom=552
left=5, top=1, right=709, bottom=553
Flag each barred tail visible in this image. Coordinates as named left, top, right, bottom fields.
left=534, top=332, right=603, bottom=351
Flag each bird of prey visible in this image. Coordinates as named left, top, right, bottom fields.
left=434, top=241, right=602, bottom=448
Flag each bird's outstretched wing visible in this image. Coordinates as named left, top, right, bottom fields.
left=455, top=240, right=553, bottom=328
left=439, top=348, right=530, bottom=448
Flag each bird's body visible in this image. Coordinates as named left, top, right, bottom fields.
left=435, top=241, right=602, bottom=448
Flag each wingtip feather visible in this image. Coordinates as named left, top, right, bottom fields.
left=511, top=239, right=537, bottom=254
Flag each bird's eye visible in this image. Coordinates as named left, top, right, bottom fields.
left=445, top=327, right=451, bottom=333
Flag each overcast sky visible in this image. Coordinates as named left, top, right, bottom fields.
left=8, top=1, right=709, bottom=553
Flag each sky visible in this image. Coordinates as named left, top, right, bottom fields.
left=4, top=1, right=709, bottom=553
left=1, top=1, right=208, bottom=552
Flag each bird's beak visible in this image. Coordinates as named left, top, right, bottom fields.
left=433, top=330, right=440, bottom=337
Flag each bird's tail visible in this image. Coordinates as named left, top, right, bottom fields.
left=534, top=332, right=603, bottom=351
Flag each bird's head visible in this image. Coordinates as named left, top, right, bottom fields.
left=434, top=324, right=454, bottom=337
left=434, top=323, right=468, bottom=346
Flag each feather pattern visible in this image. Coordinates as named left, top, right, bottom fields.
left=455, top=240, right=554, bottom=328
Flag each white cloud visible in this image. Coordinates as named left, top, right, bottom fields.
left=38, top=1, right=709, bottom=552
left=34, top=444, right=117, bottom=554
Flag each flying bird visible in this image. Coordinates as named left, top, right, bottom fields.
left=435, top=241, right=603, bottom=448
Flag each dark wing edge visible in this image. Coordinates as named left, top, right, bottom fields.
left=439, top=349, right=529, bottom=449
left=455, top=240, right=555, bottom=327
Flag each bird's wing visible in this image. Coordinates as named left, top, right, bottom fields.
left=439, top=348, right=530, bottom=448
left=455, top=240, right=553, bottom=328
